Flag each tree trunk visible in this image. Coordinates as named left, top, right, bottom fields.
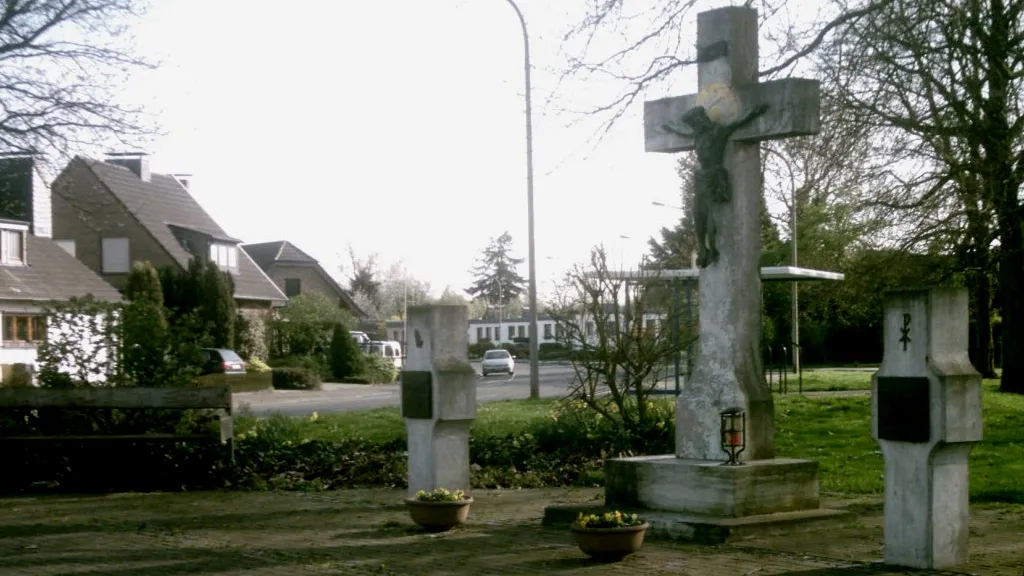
left=998, top=238, right=1024, bottom=393
left=970, top=270, right=997, bottom=378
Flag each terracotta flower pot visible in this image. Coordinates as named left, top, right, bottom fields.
left=403, top=497, right=474, bottom=532
left=571, top=522, right=649, bottom=562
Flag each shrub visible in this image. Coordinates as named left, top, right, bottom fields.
left=247, top=357, right=271, bottom=373
left=235, top=310, right=269, bottom=362
left=271, top=367, right=322, bottom=391
left=195, top=372, right=273, bottom=393
left=338, top=376, right=373, bottom=384
left=538, top=342, right=571, bottom=360
left=361, top=355, right=398, bottom=383
left=329, top=322, right=365, bottom=380
left=269, top=355, right=330, bottom=380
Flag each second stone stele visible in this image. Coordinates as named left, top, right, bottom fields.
left=542, top=5, right=850, bottom=544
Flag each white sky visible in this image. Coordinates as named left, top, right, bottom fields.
left=121, top=0, right=742, bottom=298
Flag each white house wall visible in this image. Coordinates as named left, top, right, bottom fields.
left=0, top=303, right=115, bottom=384
left=388, top=312, right=671, bottom=350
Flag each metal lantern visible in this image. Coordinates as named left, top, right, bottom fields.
left=719, top=407, right=746, bottom=466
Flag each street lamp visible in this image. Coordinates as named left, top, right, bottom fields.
left=503, top=0, right=539, bottom=399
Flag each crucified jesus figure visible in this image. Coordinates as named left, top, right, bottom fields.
left=661, top=102, right=770, bottom=268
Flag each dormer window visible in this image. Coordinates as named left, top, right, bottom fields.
left=0, top=223, right=27, bottom=266
left=209, top=242, right=238, bottom=271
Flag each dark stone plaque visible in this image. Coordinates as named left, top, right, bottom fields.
left=877, top=376, right=930, bottom=443
left=401, top=371, right=432, bottom=419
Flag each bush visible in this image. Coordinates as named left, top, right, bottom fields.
left=247, top=357, right=271, bottom=373
left=235, top=310, right=269, bottom=361
left=269, top=355, right=330, bottom=380
left=338, top=376, right=373, bottom=384
left=271, top=367, right=322, bottom=391
left=361, top=355, right=398, bottom=383
left=329, top=322, right=365, bottom=380
left=538, top=342, right=571, bottom=360
left=195, top=372, right=273, bottom=393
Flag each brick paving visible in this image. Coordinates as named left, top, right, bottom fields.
left=0, top=488, right=1020, bottom=575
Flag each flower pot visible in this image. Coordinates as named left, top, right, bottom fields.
left=571, top=522, right=649, bottom=562
left=403, top=497, right=474, bottom=532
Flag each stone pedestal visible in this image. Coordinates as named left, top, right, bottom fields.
left=871, top=288, right=982, bottom=569
left=402, top=305, right=476, bottom=496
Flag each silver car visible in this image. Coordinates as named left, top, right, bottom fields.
left=481, top=349, right=515, bottom=376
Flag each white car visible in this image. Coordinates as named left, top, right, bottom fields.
left=481, top=349, right=515, bottom=376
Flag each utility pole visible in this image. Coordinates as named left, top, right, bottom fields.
left=791, top=190, right=800, bottom=374
left=503, top=0, right=539, bottom=399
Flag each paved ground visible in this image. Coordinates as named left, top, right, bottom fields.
left=0, top=488, right=1020, bottom=575
left=236, top=363, right=578, bottom=416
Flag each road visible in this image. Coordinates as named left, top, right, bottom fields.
left=235, top=362, right=579, bottom=417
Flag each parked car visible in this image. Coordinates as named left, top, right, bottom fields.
left=199, top=348, right=247, bottom=376
left=362, top=340, right=403, bottom=369
left=481, top=349, right=515, bottom=377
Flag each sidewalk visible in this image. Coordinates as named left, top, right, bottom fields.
left=0, top=488, right=1020, bottom=575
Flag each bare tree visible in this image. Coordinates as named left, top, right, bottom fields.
left=818, top=0, right=1015, bottom=383
left=0, top=0, right=155, bottom=158
left=550, top=247, right=688, bottom=437
left=556, top=0, right=890, bottom=134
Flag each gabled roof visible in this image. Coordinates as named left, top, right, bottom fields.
left=242, top=240, right=317, bottom=270
left=0, top=234, right=122, bottom=303
left=241, top=240, right=364, bottom=316
left=74, top=157, right=286, bottom=304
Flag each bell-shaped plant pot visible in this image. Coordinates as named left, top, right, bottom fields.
left=404, top=497, right=474, bottom=532
left=571, top=522, right=649, bottom=562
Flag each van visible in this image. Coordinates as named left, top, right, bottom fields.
left=362, top=340, right=403, bottom=369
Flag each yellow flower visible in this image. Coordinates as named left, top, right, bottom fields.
left=656, top=421, right=665, bottom=430
left=310, top=412, right=319, bottom=421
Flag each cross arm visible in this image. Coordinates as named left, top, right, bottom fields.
left=644, top=78, right=821, bottom=153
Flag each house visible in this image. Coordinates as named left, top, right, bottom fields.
left=0, top=155, right=123, bottom=382
left=242, top=240, right=364, bottom=316
left=49, top=153, right=287, bottom=312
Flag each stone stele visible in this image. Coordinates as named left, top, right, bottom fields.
left=402, top=304, right=477, bottom=497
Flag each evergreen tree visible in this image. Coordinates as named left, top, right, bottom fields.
left=122, top=261, right=169, bottom=386
left=466, top=231, right=527, bottom=307
left=329, top=321, right=365, bottom=380
left=200, top=259, right=236, bottom=349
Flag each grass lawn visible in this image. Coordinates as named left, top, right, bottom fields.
left=771, top=368, right=873, bottom=392
left=239, top=380, right=1023, bottom=502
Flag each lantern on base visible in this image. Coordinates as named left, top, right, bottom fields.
left=719, top=407, right=746, bottom=466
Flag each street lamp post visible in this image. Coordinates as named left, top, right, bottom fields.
left=504, top=0, right=539, bottom=399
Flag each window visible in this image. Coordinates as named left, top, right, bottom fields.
left=476, top=327, right=483, bottom=340
left=1, top=228, right=24, bottom=265
left=209, top=242, right=238, bottom=270
left=2, top=315, right=46, bottom=345
left=508, top=326, right=515, bottom=340
left=485, top=327, right=492, bottom=340
left=393, top=331, right=399, bottom=340
left=544, top=323, right=552, bottom=339
left=555, top=324, right=563, bottom=339
left=101, top=237, right=129, bottom=273
left=586, top=322, right=595, bottom=336
left=284, top=278, right=301, bottom=297
left=55, top=239, right=76, bottom=257
left=517, top=326, right=525, bottom=337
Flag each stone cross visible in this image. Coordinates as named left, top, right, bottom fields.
left=871, top=288, right=982, bottom=569
left=401, top=305, right=477, bottom=495
left=643, top=6, right=821, bottom=461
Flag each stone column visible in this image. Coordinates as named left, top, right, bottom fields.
left=871, top=288, right=982, bottom=569
left=402, top=304, right=477, bottom=496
